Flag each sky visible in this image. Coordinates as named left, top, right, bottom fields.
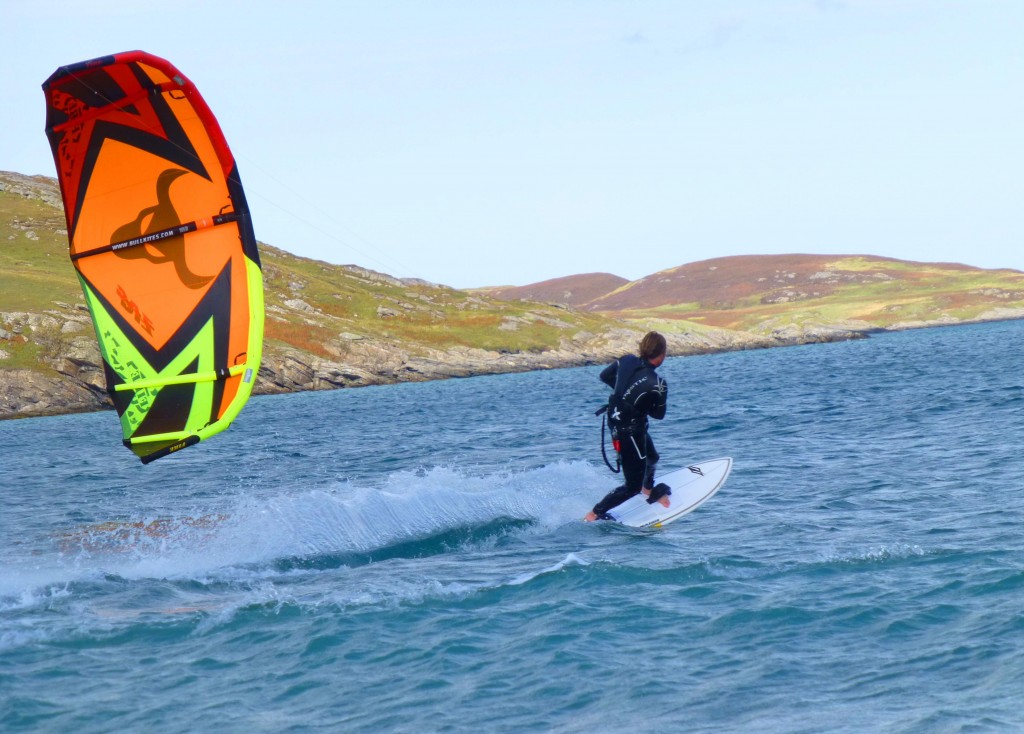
left=2, top=1, right=1022, bottom=289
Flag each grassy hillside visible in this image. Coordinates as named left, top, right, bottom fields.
left=0, top=175, right=84, bottom=372
left=257, top=245, right=613, bottom=359
left=0, top=191, right=78, bottom=309
left=0, top=171, right=618, bottom=379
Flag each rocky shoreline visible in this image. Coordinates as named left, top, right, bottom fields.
left=5, top=299, right=1024, bottom=422
left=1, top=311, right=872, bottom=420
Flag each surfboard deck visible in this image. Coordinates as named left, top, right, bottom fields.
left=604, top=457, right=732, bottom=529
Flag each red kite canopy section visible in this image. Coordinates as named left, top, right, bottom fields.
left=43, top=51, right=265, bottom=463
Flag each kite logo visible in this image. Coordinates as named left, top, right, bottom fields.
left=116, top=284, right=155, bottom=335
left=109, top=168, right=213, bottom=289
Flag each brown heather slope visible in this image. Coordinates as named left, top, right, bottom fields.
left=490, top=254, right=1024, bottom=332
left=478, top=272, right=630, bottom=308
left=588, top=254, right=887, bottom=311
left=610, top=255, right=1024, bottom=331
left=587, top=254, right=994, bottom=311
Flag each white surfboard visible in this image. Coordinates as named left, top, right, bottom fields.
left=605, top=457, right=732, bottom=529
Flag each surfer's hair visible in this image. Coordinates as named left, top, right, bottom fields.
left=639, top=331, right=667, bottom=361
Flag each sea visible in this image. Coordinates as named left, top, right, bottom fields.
left=2, top=319, right=1023, bottom=733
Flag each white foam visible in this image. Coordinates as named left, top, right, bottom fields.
left=3, top=461, right=610, bottom=600
left=507, top=552, right=590, bottom=586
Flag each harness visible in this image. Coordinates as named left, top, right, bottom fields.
left=608, top=360, right=649, bottom=434
left=596, top=357, right=650, bottom=474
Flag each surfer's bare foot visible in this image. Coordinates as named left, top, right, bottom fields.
left=583, top=511, right=598, bottom=522
left=657, top=496, right=671, bottom=508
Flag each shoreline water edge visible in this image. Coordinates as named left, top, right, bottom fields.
left=4, top=313, right=1023, bottom=422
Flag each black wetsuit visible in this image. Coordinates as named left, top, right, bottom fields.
left=591, top=354, right=668, bottom=518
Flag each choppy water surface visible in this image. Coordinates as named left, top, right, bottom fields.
left=3, top=320, right=1024, bottom=732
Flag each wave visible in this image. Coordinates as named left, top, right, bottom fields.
left=1, top=461, right=607, bottom=601
left=506, top=552, right=590, bottom=586
left=271, top=517, right=537, bottom=573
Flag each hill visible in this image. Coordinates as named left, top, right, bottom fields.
left=591, top=254, right=1024, bottom=331
left=4, top=169, right=1023, bottom=419
left=478, top=273, right=630, bottom=308
left=484, top=254, right=1024, bottom=337
left=0, top=171, right=772, bottom=419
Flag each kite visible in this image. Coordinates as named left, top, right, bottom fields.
left=42, top=51, right=264, bottom=463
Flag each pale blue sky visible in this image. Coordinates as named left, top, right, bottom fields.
left=3, top=1, right=1022, bottom=288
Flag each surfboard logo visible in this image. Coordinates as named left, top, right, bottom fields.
left=687, top=465, right=705, bottom=476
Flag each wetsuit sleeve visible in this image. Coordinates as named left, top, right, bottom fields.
left=599, top=361, right=617, bottom=389
left=648, top=377, right=668, bottom=420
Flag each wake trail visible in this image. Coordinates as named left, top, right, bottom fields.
left=3, top=461, right=609, bottom=596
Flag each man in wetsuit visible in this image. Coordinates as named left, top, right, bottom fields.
left=584, top=331, right=670, bottom=522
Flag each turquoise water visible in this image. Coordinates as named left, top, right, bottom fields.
left=3, top=320, right=1024, bottom=732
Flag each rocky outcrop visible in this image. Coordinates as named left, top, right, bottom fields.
left=750, top=317, right=877, bottom=343
left=0, top=172, right=63, bottom=209
left=0, top=368, right=107, bottom=417
left=0, top=309, right=109, bottom=417
left=253, top=323, right=806, bottom=397
left=887, top=307, right=1024, bottom=331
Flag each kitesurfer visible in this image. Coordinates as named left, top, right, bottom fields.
left=584, top=331, right=670, bottom=522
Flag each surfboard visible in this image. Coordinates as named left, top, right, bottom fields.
left=605, top=457, right=732, bottom=529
